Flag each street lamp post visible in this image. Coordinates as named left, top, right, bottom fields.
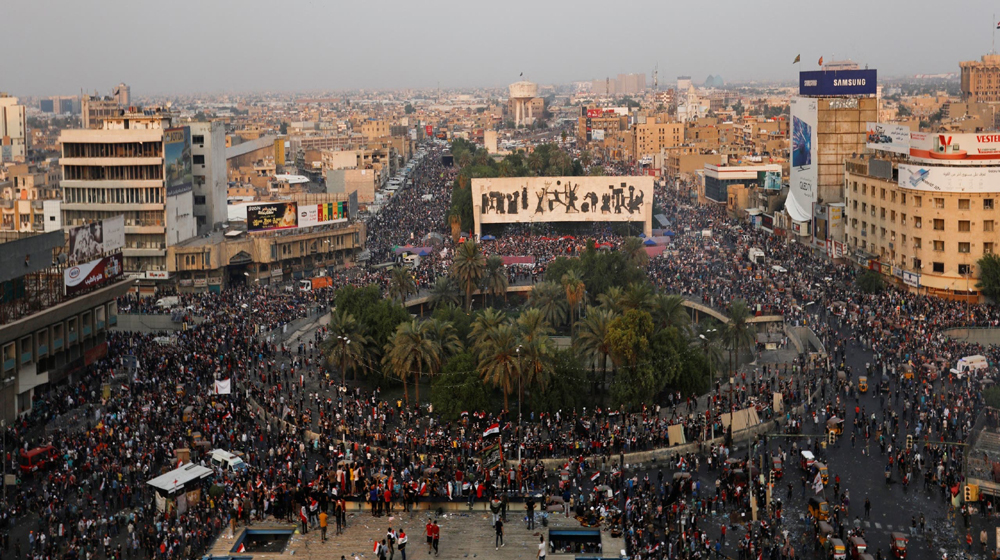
left=515, top=345, right=523, bottom=466
left=337, top=335, right=351, bottom=383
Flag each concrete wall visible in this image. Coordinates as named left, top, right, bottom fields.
left=111, top=313, right=204, bottom=333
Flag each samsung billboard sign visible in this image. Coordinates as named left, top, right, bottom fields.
left=799, top=69, right=877, bottom=96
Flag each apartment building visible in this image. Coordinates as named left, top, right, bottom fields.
left=59, top=109, right=197, bottom=280
left=844, top=156, right=999, bottom=300
left=960, top=53, right=1000, bottom=103
left=632, top=119, right=683, bottom=159
left=0, top=94, right=27, bottom=163
left=189, top=121, right=227, bottom=232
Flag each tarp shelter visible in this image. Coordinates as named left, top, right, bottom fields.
left=147, top=463, right=213, bottom=514
left=667, top=424, right=687, bottom=446
left=643, top=238, right=657, bottom=246
left=393, top=246, right=433, bottom=256
left=481, top=235, right=496, bottom=241
left=655, top=214, right=670, bottom=228
left=720, top=408, right=761, bottom=432
left=643, top=246, right=666, bottom=258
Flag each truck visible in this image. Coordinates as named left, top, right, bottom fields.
left=155, top=296, right=180, bottom=309
left=299, top=276, right=334, bottom=292
left=950, top=355, right=989, bottom=379
left=748, top=247, right=765, bottom=264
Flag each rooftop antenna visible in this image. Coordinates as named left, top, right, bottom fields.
left=653, top=64, right=658, bottom=91
left=994, top=13, right=997, bottom=54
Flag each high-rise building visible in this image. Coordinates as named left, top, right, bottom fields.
left=189, top=121, right=227, bottom=232
left=81, top=94, right=123, bottom=129
left=113, top=83, right=130, bottom=106
left=960, top=53, right=1000, bottom=103
left=59, top=108, right=196, bottom=281
left=0, top=94, right=27, bottom=163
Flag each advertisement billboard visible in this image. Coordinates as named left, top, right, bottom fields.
left=164, top=127, right=193, bottom=197
left=247, top=202, right=298, bottom=231
left=64, top=253, right=123, bottom=296
left=799, top=69, right=877, bottom=96
left=67, top=215, right=125, bottom=264
left=898, top=164, right=1000, bottom=193
left=909, top=132, right=1000, bottom=162
left=757, top=170, right=782, bottom=191
left=866, top=122, right=910, bottom=155
left=586, top=107, right=628, bottom=118
left=425, top=125, right=433, bottom=137
left=591, top=129, right=605, bottom=141
left=298, top=202, right=349, bottom=227
left=787, top=98, right=817, bottom=223
left=471, top=176, right=653, bottom=236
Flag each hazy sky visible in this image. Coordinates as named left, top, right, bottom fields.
left=6, top=0, right=999, bottom=96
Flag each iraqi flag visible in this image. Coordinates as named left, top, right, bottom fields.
left=236, top=544, right=246, bottom=553
left=299, top=506, right=308, bottom=524
left=590, top=472, right=601, bottom=482
left=483, top=423, right=500, bottom=438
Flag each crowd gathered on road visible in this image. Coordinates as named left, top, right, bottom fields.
left=1, top=142, right=998, bottom=560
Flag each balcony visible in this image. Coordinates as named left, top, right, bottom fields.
left=20, top=351, right=31, bottom=365
left=3, top=359, right=13, bottom=372
left=53, top=338, right=63, bottom=351
left=37, top=344, right=47, bottom=357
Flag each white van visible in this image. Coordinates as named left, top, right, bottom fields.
left=951, top=355, right=989, bottom=378
left=748, top=248, right=765, bottom=264
left=209, top=449, right=248, bottom=473
left=771, top=265, right=788, bottom=274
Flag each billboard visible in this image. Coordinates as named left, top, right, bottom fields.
left=586, top=107, right=628, bottom=118
left=67, top=215, right=125, bottom=264
left=164, top=127, right=193, bottom=197
left=866, top=122, right=910, bottom=155
left=471, top=176, right=653, bottom=236
left=425, top=125, right=433, bottom=137
left=787, top=98, right=817, bottom=223
left=799, top=69, right=877, bottom=96
left=898, top=164, right=1000, bottom=193
left=591, top=129, right=605, bottom=141
left=298, top=202, right=349, bottom=227
left=757, top=170, right=782, bottom=191
left=247, top=202, right=298, bottom=231
left=64, top=253, right=123, bottom=296
left=910, top=132, right=1000, bottom=162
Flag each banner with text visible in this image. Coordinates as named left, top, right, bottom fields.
left=866, top=122, right=910, bottom=155
left=64, top=253, right=123, bottom=296
left=247, top=202, right=298, bottom=231
left=68, top=215, right=125, bottom=264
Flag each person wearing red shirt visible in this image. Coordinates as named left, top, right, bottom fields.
left=426, top=520, right=434, bottom=554
left=431, top=521, right=440, bottom=556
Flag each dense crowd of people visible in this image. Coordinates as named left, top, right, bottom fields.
left=1, top=143, right=998, bottom=560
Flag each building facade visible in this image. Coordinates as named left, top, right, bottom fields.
left=960, top=53, right=1000, bottom=104
left=844, top=156, right=998, bottom=300
left=59, top=110, right=197, bottom=280
left=0, top=94, right=27, bottom=163
left=632, top=120, right=683, bottom=159
left=189, top=121, right=227, bottom=232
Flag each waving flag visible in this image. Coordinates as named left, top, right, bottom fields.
left=792, top=54, right=800, bottom=64
left=214, top=379, right=232, bottom=395
left=483, top=423, right=500, bottom=438
left=590, top=472, right=601, bottom=482
left=236, top=544, right=246, bottom=553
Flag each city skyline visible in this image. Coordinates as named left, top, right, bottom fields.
left=5, top=0, right=996, bottom=96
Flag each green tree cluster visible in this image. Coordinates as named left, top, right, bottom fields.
left=978, top=253, right=1000, bottom=302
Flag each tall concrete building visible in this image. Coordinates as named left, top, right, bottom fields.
left=960, top=53, right=1000, bottom=103
left=59, top=109, right=196, bottom=281
left=113, top=83, right=131, bottom=106
left=0, top=94, right=27, bottom=163
left=189, top=121, right=227, bottom=232
left=81, top=94, right=124, bottom=129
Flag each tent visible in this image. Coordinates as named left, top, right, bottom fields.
left=481, top=235, right=496, bottom=241
left=643, top=238, right=657, bottom=246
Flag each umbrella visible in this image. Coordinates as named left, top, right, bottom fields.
left=481, top=235, right=496, bottom=241
left=638, top=233, right=646, bottom=238
left=643, top=239, right=656, bottom=246
left=424, top=467, right=440, bottom=475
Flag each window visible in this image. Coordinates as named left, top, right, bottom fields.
left=959, top=199, right=970, bottom=210
left=986, top=198, right=995, bottom=210
left=959, top=242, right=971, bottom=253
left=881, top=208, right=887, bottom=219
left=934, top=198, right=945, bottom=209
left=914, top=196, right=922, bottom=207
left=914, top=257, right=922, bottom=269
left=959, top=264, right=973, bottom=275
left=192, top=135, right=205, bottom=144
left=901, top=213, right=907, bottom=225
left=902, top=193, right=907, bottom=204
left=933, top=240, right=944, bottom=251
left=192, top=155, right=205, bottom=165
left=913, top=237, right=921, bottom=249
left=933, top=219, right=944, bottom=230
left=194, top=195, right=206, bottom=205
left=915, top=217, right=922, bottom=228
left=986, top=242, right=995, bottom=254
left=987, top=220, right=995, bottom=232
left=933, top=262, right=945, bottom=273
left=959, top=220, right=971, bottom=232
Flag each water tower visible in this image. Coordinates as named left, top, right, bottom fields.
left=509, top=81, right=538, bottom=127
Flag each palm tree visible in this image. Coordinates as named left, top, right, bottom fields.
left=651, top=293, right=691, bottom=335
left=482, top=255, right=509, bottom=308
left=470, top=308, right=507, bottom=360
left=621, top=237, right=649, bottom=268
left=723, top=299, right=756, bottom=396
left=451, top=240, right=486, bottom=311
left=382, top=320, right=441, bottom=409
left=597, top=286, right=625, bottom=314
left=515, top=308, right=555, bottom=407
left=428, top=276, right=460, bottom=309
left=478, top=322, right=521, bottom=411
left=387, top=265, right=416, bottom=304
left=581, top=150, right=593, bottom=169
left=425, top=318, right=464, bottom=365
left=561, top=270, right=586, bottom=334
left=324, top=310, right=374, bottom=385
left=575, top=306, right=616, bottom=393
left=528, top=281, right=567, bottom=328
left=621, top=282, right=654, bottom=311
